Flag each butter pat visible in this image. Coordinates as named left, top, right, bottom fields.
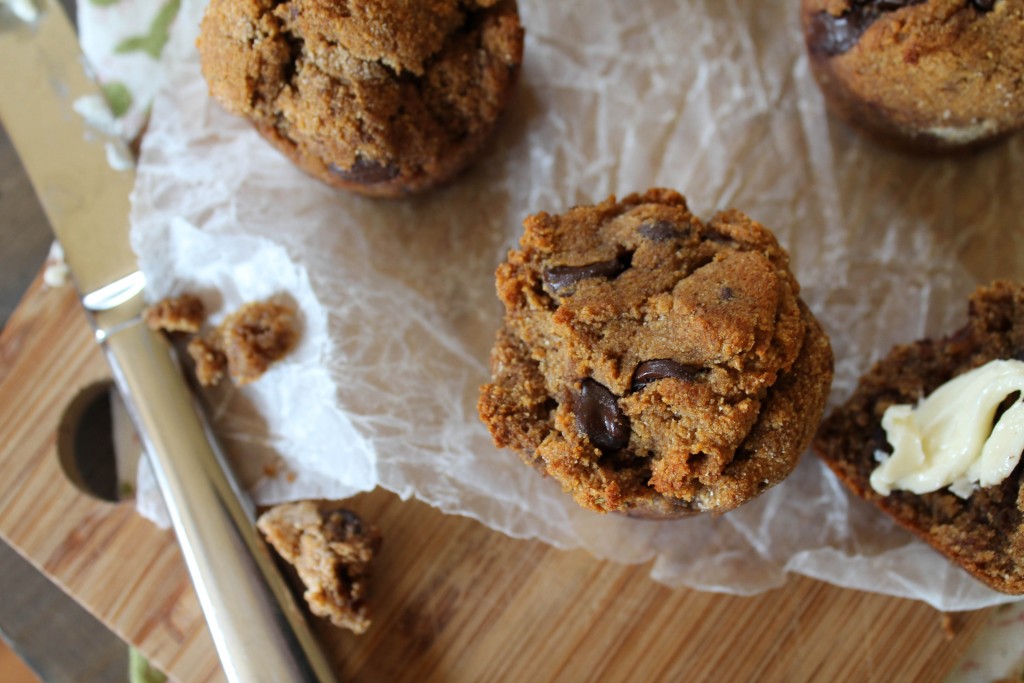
left=870, top=359, right=1024, bottom=498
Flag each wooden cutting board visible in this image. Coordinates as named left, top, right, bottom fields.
left=0, top=272, right=992, bottom=682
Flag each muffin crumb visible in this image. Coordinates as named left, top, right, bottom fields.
left=187, top=300, right=298, bottom=387
left=144, top=294, right=205, bottom=334
left=941, top=613, right=957, bottom=641
left=187, top=334, right=228, bottom=387
left=258, top=501, right=382, bottom=634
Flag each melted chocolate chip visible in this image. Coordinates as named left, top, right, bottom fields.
left=992, top=506, right=1019, bottom=532
left=321, top=508, right=364, bottom=539
left=328, top=157, right=400, bottom=185
left=575, top=379, right=630, bottom=454
left=732, top=447, right=755, bottom=462
left=638, top=220, right=686, bottom=242
left=543, top=253, right=632, bottom=294
left=808, top=0, right=927, bottom=57
left=631, top=359, right=706, bottom=391
left=971, top=0, right=996, bottom=10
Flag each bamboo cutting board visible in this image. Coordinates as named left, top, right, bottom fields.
left=0, top=272, right=993, bottom=682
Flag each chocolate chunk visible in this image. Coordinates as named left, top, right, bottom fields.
left=638, top=220, right=686, bottom=242
left=322, top=508, right=366, bottom=539
left=328, top=157, right=400, bottom=185
left=808, top=0, right=927, bottom=58
left=867, top=422, right=892, bottom=456
left=705, top=230, right=735, bottom=244
left=575, top=379, right=630, bottom=453
left=631, top=359, right=706, bottom=391
left=732, top=447, right=755, bottom=462
left=993, top=506, right=1019, bottom=532
left=971, top=0, right=996, bottom=10
left=543, top=253, right=631, bottom=294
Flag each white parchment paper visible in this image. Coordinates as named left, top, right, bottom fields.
left=130, top=0, right=1024, bottom=611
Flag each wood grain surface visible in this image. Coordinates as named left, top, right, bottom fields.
left=0, top=273, right=994, bottom=682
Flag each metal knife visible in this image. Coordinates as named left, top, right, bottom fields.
left=0, top=5, right=339, bottom=682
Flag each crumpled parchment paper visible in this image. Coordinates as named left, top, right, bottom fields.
left=130, top=0, right=1024, bottom=611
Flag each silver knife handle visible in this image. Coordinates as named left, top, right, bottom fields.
left=93, top=294, right=338, bottom=683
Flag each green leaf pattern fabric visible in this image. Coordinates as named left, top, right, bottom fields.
left=100, top=81, right=133, bottom=118
left=115, top=0, right=181, bottom=59
left=77, top=0, right=180, bottom=139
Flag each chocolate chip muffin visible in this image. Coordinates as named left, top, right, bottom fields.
left=815, top=281, right=1024, bottom=593
left=478, top=189, right=834, bottom=518
left=197, top=0, right=524, bottom=197
left=802, top=0, right=1024, bottom=152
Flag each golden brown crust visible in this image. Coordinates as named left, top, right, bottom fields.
left=144, top=294, right=206, bottom=334
left=815, top=281, right=1024, bottom=594
left=197, top=0, right=524, bottom=196
left=187, top=334, right=229, bottom=387
left=289, top=0, right=502, bottom=76
left=479, top=190, right=834, bottom=517
left=801, top=0, right=1024, bottom=152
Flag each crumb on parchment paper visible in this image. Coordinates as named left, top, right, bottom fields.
left=187, top=334, right=228, bottom=387
left=186, top=299, right=298, bottom=387
left=144, top=293, right=206, bottom=334
left=146, top=294, right=298, bottom=387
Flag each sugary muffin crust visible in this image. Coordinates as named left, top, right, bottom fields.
left=479, top=189, right=834, bottom=518
left=802, top=0, right=1024, bottom=152
left=815, top=282, right=1024, bottom=593
left=198, top=0, right=524, bottom=196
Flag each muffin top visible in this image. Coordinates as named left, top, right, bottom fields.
left=291, top=0, right=506, bottom=76
left=480, top=189, right=834, bottom=517
left=197, top=0, right=523, bottom=195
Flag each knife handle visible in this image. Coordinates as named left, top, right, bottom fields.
left=95, top=299, right=338, bottom=683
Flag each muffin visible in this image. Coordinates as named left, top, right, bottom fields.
left=802, top=0, right=1024, bottom=152
left=478, top=189, right=834, bottom=518
left=815, top=281, right=1024, bottom=593
left=198, top=0, right=524, bottom=197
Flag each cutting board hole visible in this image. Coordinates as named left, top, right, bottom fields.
left=57, top=381, right=121, bottom=503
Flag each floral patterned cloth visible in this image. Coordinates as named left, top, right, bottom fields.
left=77, top=0, right=180, bottom=140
